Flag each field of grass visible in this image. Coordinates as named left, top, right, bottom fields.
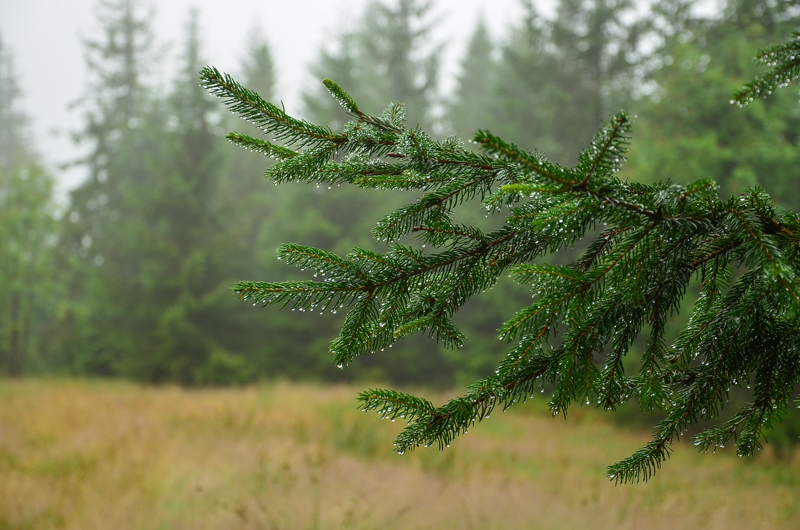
left=0, top=379, right=799, bottom=529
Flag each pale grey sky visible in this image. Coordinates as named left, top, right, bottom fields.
left=0, top=0, right=530, bottom=196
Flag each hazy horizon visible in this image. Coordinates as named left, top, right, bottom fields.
left=0, top=0, right=528, bottom=200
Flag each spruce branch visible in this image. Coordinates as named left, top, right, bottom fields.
left=323, top=78, right=360, bottom=115
left=200, top=66, right=345, bottom=148
left=205, top=39, right=800, bottom=484
left=475, top=129, right=578, bottom=186
left=732, top=31, right=800, bottom=106
left=576, top=113, right=631, bottom=186
left=226, top=132, right=298, bottom=161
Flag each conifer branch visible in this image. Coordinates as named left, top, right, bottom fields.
left=577, top=113, right=631, bottom=186
left=226, top=132, right=298, bottom=160
left=200, top=66, right=346, bottom=147
left=733, top=31, right=800, bottom=106
left=323, top=78, right=360, bottom=115
left=205, top=36, right=800, bottom=483
left=474, top=130, right=577, bottom=186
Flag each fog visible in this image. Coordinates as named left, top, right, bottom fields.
left=0, top=0, right=527, bottom=197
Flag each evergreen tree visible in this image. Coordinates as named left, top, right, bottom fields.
left=130, top=8, right=232, bottom=383
left=624, top=0, right=800, bottom=212
left=0, top=33, right=57, bottom=376
left=303, top=32, right=361, bottom=132
left=239, top=29, right=276, bottom=100
left=217, top=28, right=278, bottom=272
left=492, top=0, right=651, bottom=165
left=201, top=26, right=800, bottom=482
left=57, top=3, right=241, bottom=384
left=446, top=1, right=664, bottom=382
left=0, top=33, right=26, bottom=168
left=293, top=0, right=457, bottom=385
left=209, top=29, right=289, bottom=381
left=302, top=0, right=441, bottom=132
left=56, top=0, right=159, bottom=374
left=217, top=28, right=370, bottom=382
left=444, top=19, right=540, bottom=384
left=447, top=19, right=496, bottom=139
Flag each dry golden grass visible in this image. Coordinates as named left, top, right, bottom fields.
left=0, top=379, right=799, bottom=529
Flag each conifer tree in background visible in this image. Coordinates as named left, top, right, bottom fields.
left=624, top=0, right=800, bottom=213
left=143, top=8, right=238, bottom=384
left=491, top=0, right=651, bottom=165
left=0, top=33, right=57, bottom=376
left=201, top=23, right=800, bottom=481
left=292, top=0, right=457, bottom=385
left=216, top=30, right=278, bottom=264
left=0, top=34, right=27, bottom=169
left=220, top=29, right=342, bottom=380
left=211, top=29, right=292, bottom=380
left=447, top=20, right=495, bottom=140
left=56, top=2, right=245, bottom=383
left=216, top=30, right=368, bottom=382
left=445, top=0, right=661, bottom=382
left=303, top=32, right=362, bottom=133
left=302, top=0, right=441, bottom=132
left=57, top=0, right=159, bottom=374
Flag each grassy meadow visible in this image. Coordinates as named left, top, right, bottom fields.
left=0, top=379, right=799, bottom=529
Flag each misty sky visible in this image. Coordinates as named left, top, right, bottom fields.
left=0, top=0, right=531, bottom=197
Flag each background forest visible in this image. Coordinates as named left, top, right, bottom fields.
left=2, top=0, right=800, bottom=437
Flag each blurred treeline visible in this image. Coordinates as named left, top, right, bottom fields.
left=2, top=0, right=800, bottom=400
